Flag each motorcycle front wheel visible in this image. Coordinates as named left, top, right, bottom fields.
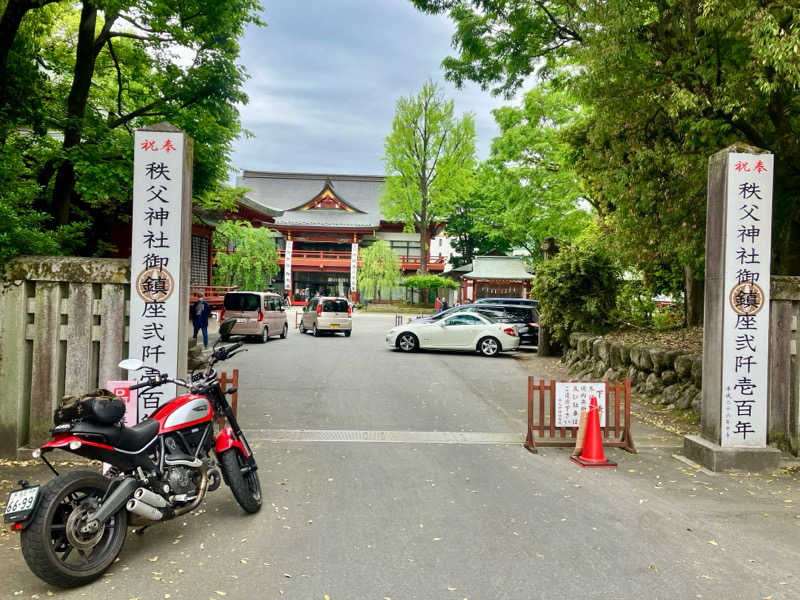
left=21, top=470, right=128, bottom=588
left=219, top=449, right=262, bottom=514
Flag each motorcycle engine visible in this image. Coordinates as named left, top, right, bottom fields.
left=165, top=466, right=196, bottom=495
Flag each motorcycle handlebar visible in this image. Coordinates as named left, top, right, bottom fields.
left=128, top=380, right=153, bottom=390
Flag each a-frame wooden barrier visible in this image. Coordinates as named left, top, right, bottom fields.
left=525, top=377, right=636, bottom=454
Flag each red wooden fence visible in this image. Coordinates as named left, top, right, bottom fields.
left=524, top=377, right=636, bottom=454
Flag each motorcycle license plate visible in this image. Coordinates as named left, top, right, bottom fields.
left=330, top=323, right=339, bottom=328
left=4, top=485, right=40, bottom=523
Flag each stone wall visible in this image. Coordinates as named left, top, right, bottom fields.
left=561, top=332, right=703, bottom=414
left=0, top=257, right=130, bottom=455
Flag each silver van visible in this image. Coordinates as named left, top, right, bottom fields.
left=300, top=296, right=352, bottom=337
left=220, top=291, right=288, bottom=343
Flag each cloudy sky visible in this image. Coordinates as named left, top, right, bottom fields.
left=230, top=0, right=513, bottom=178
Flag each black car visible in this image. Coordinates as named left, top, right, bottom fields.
left=413, top=303, right=539, bottom=346
left=471, top=304, right=539, bottom=346
left=475, top=297, right=539, bottom=309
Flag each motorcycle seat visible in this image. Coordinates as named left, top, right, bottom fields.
left=70, top=419, right=160, bottom=453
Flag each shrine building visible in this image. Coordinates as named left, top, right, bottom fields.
left=227, top=171, right=451, bottom=304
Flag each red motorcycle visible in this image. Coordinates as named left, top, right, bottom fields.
left=3, top=342, right=260, bottom=588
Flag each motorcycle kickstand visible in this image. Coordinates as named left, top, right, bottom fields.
left=134, top=525, right=150, bottom=535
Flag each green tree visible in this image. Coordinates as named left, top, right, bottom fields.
left=413, top=0, right=800, bottom=324
left=0, top=0, right=262, bottom=256
left=445, top=171, right=511, bottom=267
left=401, top=273, right=459, bottom=294
left=381, top=79, right=477, bottom=273
left=358, top=241, right=402, bottom=300
left=212, top=221, right=279, bottom=291
left=530, top=229, right=620, bottom=346
left=476, top=85, right=593, bottom=262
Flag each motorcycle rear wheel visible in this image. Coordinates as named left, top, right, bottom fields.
left=219, top=449, right=262, bottom=513
left=21, top=470, right=128, bottom=588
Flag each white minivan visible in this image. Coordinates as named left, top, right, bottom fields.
left=300, top=296, right=352, bottom=337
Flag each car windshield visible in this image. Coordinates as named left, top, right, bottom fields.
left=224, top=293, right=260, bottom=311
left=322, top=299, right=349, bottom=312
left=429, top=306, right=463, bottom=321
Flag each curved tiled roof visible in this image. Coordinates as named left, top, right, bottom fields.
left=237, top=171, right=385, bottom=228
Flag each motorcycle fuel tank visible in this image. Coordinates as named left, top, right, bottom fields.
left=155, top=395, right=213, bottom=433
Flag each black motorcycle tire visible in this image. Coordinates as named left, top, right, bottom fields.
left=21, top=470, right=128, bottom=588
left=219, top=449, right=262, bottom=514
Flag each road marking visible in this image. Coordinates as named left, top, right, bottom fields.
left=243, top=429, right=684, bottom=448
left=242, top=429, right=523, bottom=444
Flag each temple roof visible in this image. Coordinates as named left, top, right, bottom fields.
left=237, top=171, right=385, bottom=229
left=462, top=256, right=534, bottom=280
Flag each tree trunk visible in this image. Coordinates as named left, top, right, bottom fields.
left=0, top=0, right=32, bottom=111
left=537, top=237, right=560, bottom=356
left=418, top=226, right=428, bottom=274
left=50, top=2, right=98, bottom=226
left=684, top=265, right=704, bottom=327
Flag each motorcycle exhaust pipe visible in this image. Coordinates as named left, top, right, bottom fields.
left=126, top=498, right=164, bottom=521
left=133, top=487, right=169, bottom=508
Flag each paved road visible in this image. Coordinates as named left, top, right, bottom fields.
left=1, top=311, right=799, bottom=599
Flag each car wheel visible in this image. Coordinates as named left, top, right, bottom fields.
left=259, top=327, right=269, bottom=343
left=396, top=332, right=418, bottom=352
left=477, top=336, right=500, bottom=357
left=312, top=324, right=320, bottom=337
left=280, top=324, right=288, bottom=339
left=344, top=330, right=351, bottom=337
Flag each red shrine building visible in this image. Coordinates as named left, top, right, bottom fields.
left=222, top=171, right=450, bottom=304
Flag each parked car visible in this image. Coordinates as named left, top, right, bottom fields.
left=413, top=303, right=539, bottom=346
left=301, top=296, right=352, bottom=336
left=219, top=291, right=288, bottom=343
left=475, top=297, right=539, bottom=309
left=471, top=304, right=539, bottom=347
left=386, top=311, right=520, bottom=357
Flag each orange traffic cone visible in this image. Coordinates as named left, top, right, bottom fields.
left=570, top=396, right=616, bottom=468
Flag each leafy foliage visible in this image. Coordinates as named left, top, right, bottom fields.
left=212, top=221, right=279, bottom=291
left=358, top=241, right=402, bottom=299
left=444, top=184, right=511, bottom=267
left=474, top=85, right=593, bottom=261
left=0, top=0, right=263, bottom=258
left=401, top=273, right=459, bottom=291
left=381, top=79, right=477, bottom=272
left=531, top=230, right=620, bottom=344
left=413, top=0, right=800, bottom=305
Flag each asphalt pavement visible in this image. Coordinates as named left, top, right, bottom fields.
left=1, top=310, right=799, bottom=599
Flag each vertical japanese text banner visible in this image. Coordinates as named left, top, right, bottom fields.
left=130, top=130, right=186, bottom=418
left=350, top=243, right=358, bottom=292
left=284, top=239, right=293, bottom=291
left=721, top=153, right=773, bottom=447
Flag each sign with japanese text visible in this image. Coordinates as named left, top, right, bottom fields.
left=129, top=128, right=190, bottom=419
left=350, top=243, right=358, bottom=292
left=284, top=240, right=293, bottom=291
left=721, top=153, right=773, bottom=447
left=555, top=382, right=606, bottom=428
left=106, top=381, right=138, bottom=427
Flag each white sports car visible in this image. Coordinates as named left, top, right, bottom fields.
left=386, top=311, right=520, bottom=357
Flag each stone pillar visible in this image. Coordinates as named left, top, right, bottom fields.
left=683, top=144, right=781, bottom=471
left=129, top=122, right=192, bottom=418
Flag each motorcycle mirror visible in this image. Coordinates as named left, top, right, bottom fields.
left=118, top=358, right=144, bottom=371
